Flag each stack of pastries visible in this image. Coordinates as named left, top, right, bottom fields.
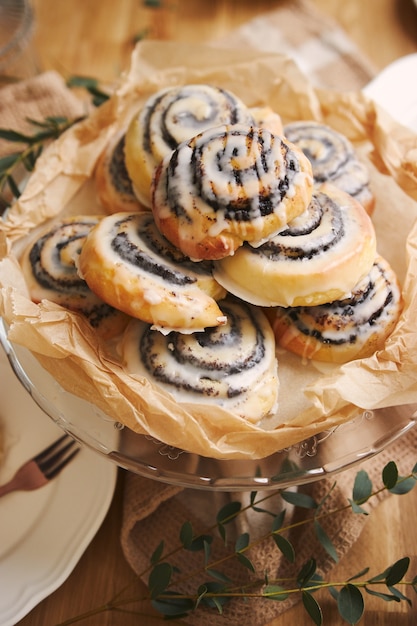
left=20, top=83, right=403, bottom=425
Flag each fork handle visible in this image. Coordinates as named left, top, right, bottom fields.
left=0, top=461, right=48, bottom=498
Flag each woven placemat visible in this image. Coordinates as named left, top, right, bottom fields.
left=121, top=429, right=417, bottom=625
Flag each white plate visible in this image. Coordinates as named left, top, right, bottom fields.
left=363, top=53, right=417, bottom=132
left=0, top=349, right=117, bottom=626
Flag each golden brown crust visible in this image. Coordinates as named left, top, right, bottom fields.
left=20, top=216, right=129, bottom=339
left=124, top=84, right=256, bottom=208
left=283, top=120, right=375, bottom=215
left=213, top=183, right=377, bottom=308
left=271, top=255, right=403, bottom=363
left=78, top=212, right=227, bottom=332
left=95, top=131, right=144, bottom=214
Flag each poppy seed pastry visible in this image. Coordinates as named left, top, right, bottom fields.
left=270, top=255, right=402, bottom=363
left=213, top=183, right=377, bottom=307
left=151, top=123, right=314, bottom=261
left=20, top=216, right=129, bottom=338
left=95, top=130, right=143, bottom=214
left=77, top=211, right=227, bottom=333
left=124, top=83, right=256, bottom=208
left=121, top=297, right=279, bottom=423
left=284, top=120, right=375, bottom=214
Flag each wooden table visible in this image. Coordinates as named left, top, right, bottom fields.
left=14, top=1, right=417, bottom=624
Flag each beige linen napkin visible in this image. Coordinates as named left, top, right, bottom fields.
left=0, top=70, right=85, bottom=158
left=121, top=431, right=417, bottom=625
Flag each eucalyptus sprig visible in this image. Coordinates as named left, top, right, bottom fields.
left=0, top=115, right=84, bottom=204
left=56, top=459, right=417, bottom=626
left=0, top=76, right=109, bottom=209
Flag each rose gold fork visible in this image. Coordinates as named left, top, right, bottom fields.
left=0, top=434, right=80, bottom=498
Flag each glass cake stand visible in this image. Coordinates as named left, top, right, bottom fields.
left=1, top=318, right=416, bottom=492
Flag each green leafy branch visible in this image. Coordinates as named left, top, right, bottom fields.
left=0, top=77, right=109, bottom=209
left=57, top=459, right=417, bottom=626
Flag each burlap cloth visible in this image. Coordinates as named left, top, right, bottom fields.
left=0, top=2, right=415, bottom=624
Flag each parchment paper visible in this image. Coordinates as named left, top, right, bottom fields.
left=1, top=41, right=417, bottom=460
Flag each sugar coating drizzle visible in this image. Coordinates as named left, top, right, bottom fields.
left=158, top=124, right=310, bottom=241
left=138, top=300, right=269, bottom=400
left=141, top=84, right=255, bottom=156
left=108, top=213, right=220, bottom=288
left=281, top=258, right=400, bottom=347
left=28, top=219, right=118, bottom=328
left=284, top=121, right=371, bottom=200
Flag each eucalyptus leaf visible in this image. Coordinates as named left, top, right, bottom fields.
left=150, top=540, right=164, bottom=565
left=385, top=557, right=410, bottom=587
left=203, top=538, right=211, bottom=565
left=281, top=490, right=317, bottom=509
left=67, top=75, right=101, bottom=89
left=271, top=509, right=286, bottom=532
left=148, top=562, right=172, bottom=599
left=328, top=586, right=339, bottom=601
left=206, top=569, right=231, bottom=583
left=263, top=585, right=289, bottom=601
left=191, top=534, right=213, bottom=552
left=337, top=584, right=364, bottom=625
left=180, top=520, right=193, bottom=549
left=151, top=593, right=194, bottom=617
left=199, top=581, right=229, bottom=611
left=302, top=590, right=323, bottom=626
left=389, top=475, right=417, bottom=495
left=236, top=552, right=255, bottom=572
left=216, top=500, right=242, bottom=524
left=272, top=533, right=295, bottom=563
left=0, top=129, right=34, bottom=143
left=235, top=532, right=250, bottom=553
left=314, top=519, right=338, bottom=563
left=304, top=572, right=324, bottom=591
left=382, top=461, right=398, bottom=489
left=367, top=565, right=391, bottom=583
left=387, top=585, right=412, bottom=605
left=6, top=175, right=21, bottom=199
left=352, top=470, right=373, bottom=504
left=347, top=567, right=370, bottom=582
left=297, top=558, right=317, bottom=587
left=365, top=587, right=401, bottom=602
left=348, top=499, right=369, bottom=515
left=45, top=115, right=70, bottom=125
left=0, top=152, right=20, bottom=171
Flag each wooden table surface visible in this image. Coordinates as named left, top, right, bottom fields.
left=12, top=1, right=417, bottom=624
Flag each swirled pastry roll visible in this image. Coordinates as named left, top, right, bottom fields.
left=95, top=130, right=143, bottom=214
left=125, top=84, right=256, bottom=208
left=121, top=297, right=279, bottom=422
left=283, top=121, right=375, bottom=214
left=213, top=183, right=377, bottom=307
left=250, top=106, right=284, bottom=136
left=20, top=217, right=128, bottom=338
left=78, top=212, right=227, bottom=333
left=271, top=255, right=402, bottom=363
left=152, top=123, right=313, bottom=261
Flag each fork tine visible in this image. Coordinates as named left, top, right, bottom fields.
left=34, top=434, right=71, bottom=464
left=34, top=434, right=80, bottom=480
left=43, top=447, right=80, bottom=481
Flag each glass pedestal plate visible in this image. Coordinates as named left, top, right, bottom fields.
left=1, top=318, right=416, bottom=493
